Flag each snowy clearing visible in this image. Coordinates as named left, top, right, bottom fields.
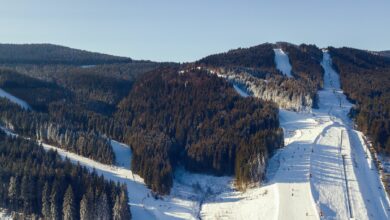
left=0, top=88, right=31, bottom=110
left=274, top=48, right=293, bottom=77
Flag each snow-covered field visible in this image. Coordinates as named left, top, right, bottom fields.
left=1, top=50, right=389, bottom=219
left=273, top=48, right=293, bottom=77
left=0, top=88, right=30, bottom=109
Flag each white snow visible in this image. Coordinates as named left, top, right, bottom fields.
left=200, top=50, right=390, bottom=220
left=274, top=48, right=293, bottom=77
left=1, top=50, right=389, bottom=220
left=233, top=84, right=250, bottom=97
left=0, top=209, right=12, bottom=220
left=111, top=140, right=132, bottom=170
left=0, top=88, right=31, bottom=110
left=80, top=65, right=96, bottom=68
left=40, top=141, right=201, bottom=220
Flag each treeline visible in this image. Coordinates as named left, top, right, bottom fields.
left=0, top=43, right=131, bottom=65
left=329, top=47, right=390, bottom=154
left=0, top=130, right=131, bottom=219
left=115, top=68, right=284, bottom=193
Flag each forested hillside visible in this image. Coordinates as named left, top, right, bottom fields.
left=0, top=44, right=131, bottom=65
left=0, top=130, right=131, bottom=219
left=198, top=43, right=277, bottom=73
left=115, top=68, right=284, bottom=193
left=197, top=43, right=323, bottom=110
left=0, top=58, right=164, bottom=164
left=329, top=47, right=390, bottom=153
left=379, top=50, right=390, bottom=58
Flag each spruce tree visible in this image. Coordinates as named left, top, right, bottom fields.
left=80, top=191, right=93, bottom=220
left=41, top=182, right=51, bottom=219
left=113, top=188, right=131, bottom=220
left=63, top=185, right=76, bottom=220
left=21, top=175, right=32, bottom=213
left=50, top=185, right=60, bottom=220
left=96, top=192, right=110, bottom=220
left=7, top=176, right=17, bottom=210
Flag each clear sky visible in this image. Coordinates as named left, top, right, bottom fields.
left=1, top=0, right=389, bottom=62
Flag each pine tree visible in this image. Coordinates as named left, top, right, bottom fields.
left=63, top=185, right=76, bottom=220
left=7, top=176, right=17, bottom=210
left=41, top=182, right=51, bottom=219
left=50, top=185, right=60, bottom=220
left=80, top=192, right=93, bottom=220
left=96, top=192, right=110, bottom=220
left=21, top=174, right=32, bottom=213
left=113, top=187, right=131, bottom=220
left=113, top=196, right=121, bottom=220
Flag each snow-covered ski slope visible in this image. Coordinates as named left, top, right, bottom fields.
left=272, top=51, right=390, bottom=219
left=274, top=48, right=293, bottom=77
left=201, top=50, right=390, bottom=219
left=4, top=50, right=388, bottom=219
left=0, top=88, right=30, bottom=109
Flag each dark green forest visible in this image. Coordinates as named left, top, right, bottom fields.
left=0, top=44, right=131, bottom=65
left=0, top=57, right=284, bottom=195
left=0, top=130, right=131, bottom=219
left=115, top=68, right=284, bottom=192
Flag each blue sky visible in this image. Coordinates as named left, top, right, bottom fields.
left=1, top=0, right=389, bottom=62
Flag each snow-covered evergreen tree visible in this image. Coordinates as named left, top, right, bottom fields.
left=113, top=188, right=131, bottom=220
left=41, top=182, right=51, bottom=219
left=96, top=192, right=110, bottom=220
left=7, top=176, right=17, bottom=209
left=50, top=185, right=60, bottom=220
left=80, top=192, right=93, bottom=220
left=63, top=185, right=76, bottom=220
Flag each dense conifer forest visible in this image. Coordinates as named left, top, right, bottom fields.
left=0, top=44, right=131, bottom=65
left=115, top=67, right=284, bottom=193
left=0, top=130, right=131, bottom=219
left=329, top=47, right=390, bottom=154
left=0, top=45, right=284, bottom=195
